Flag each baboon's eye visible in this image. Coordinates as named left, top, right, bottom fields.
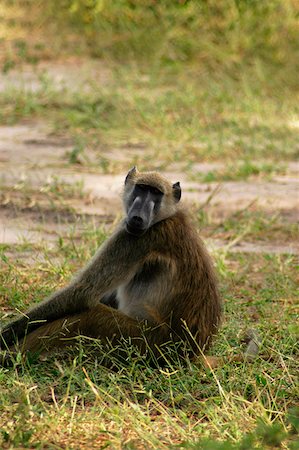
left=150, top=187, right=163, bottom=195
left=136, top=184, right=163, bottom=196
left=136, top=184, right=147, bottom=191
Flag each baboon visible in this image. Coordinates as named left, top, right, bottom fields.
left=0, top=168, right=222, bottom=362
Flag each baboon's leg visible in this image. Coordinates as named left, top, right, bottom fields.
left=16, top=304, right=168, bottom=355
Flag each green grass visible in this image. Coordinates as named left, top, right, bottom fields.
left=4, top=1, right=298, bottom=84
left=0, top=227, right=298, bottom=449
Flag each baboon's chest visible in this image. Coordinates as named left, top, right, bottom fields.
left=117, top=260, right=165, bottom=320
left=130, top=260, right=163, bottom=285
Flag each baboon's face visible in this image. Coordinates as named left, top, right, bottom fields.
left=123, top=167, right=182, bottom=236
left=125, top=183, right=163, bottom=236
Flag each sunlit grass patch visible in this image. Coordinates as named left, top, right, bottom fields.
left=0, top=333, right=297, bottom=449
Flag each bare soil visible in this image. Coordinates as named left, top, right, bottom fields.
left=0, top=59, right=111, bottom=93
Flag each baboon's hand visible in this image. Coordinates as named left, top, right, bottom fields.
left=0, top=316, right=37, bottom=349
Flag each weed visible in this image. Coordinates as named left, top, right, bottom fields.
left=40, top=176, right=86, bottom=199
left=67, top=139, right=86, bottom=165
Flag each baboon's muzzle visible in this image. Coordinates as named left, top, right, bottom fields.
left=126, top=193, right=155, bottom=236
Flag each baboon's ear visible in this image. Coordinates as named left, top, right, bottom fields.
left=125, top=166, right=137, bottom=184
left=172, top=182, right=181, bottom=202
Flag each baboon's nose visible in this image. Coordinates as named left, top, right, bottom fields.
left=130, top=216, right=143, bottom=228
left=126, top=215, right=146, bottom=236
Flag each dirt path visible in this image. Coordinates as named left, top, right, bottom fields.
left=0, top=63, right=298, bottom=256
left=0, top=59, right=111, bottom=93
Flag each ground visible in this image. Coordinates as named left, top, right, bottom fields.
left=0, top=56, right=298, bottom=448
left=1, top=61, right=298, bottom=256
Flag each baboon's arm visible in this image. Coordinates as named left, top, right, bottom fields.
left=0, top=227, right=148, bottom=347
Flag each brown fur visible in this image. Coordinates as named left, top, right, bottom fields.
left=1, top=169, right=222, bottom=362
